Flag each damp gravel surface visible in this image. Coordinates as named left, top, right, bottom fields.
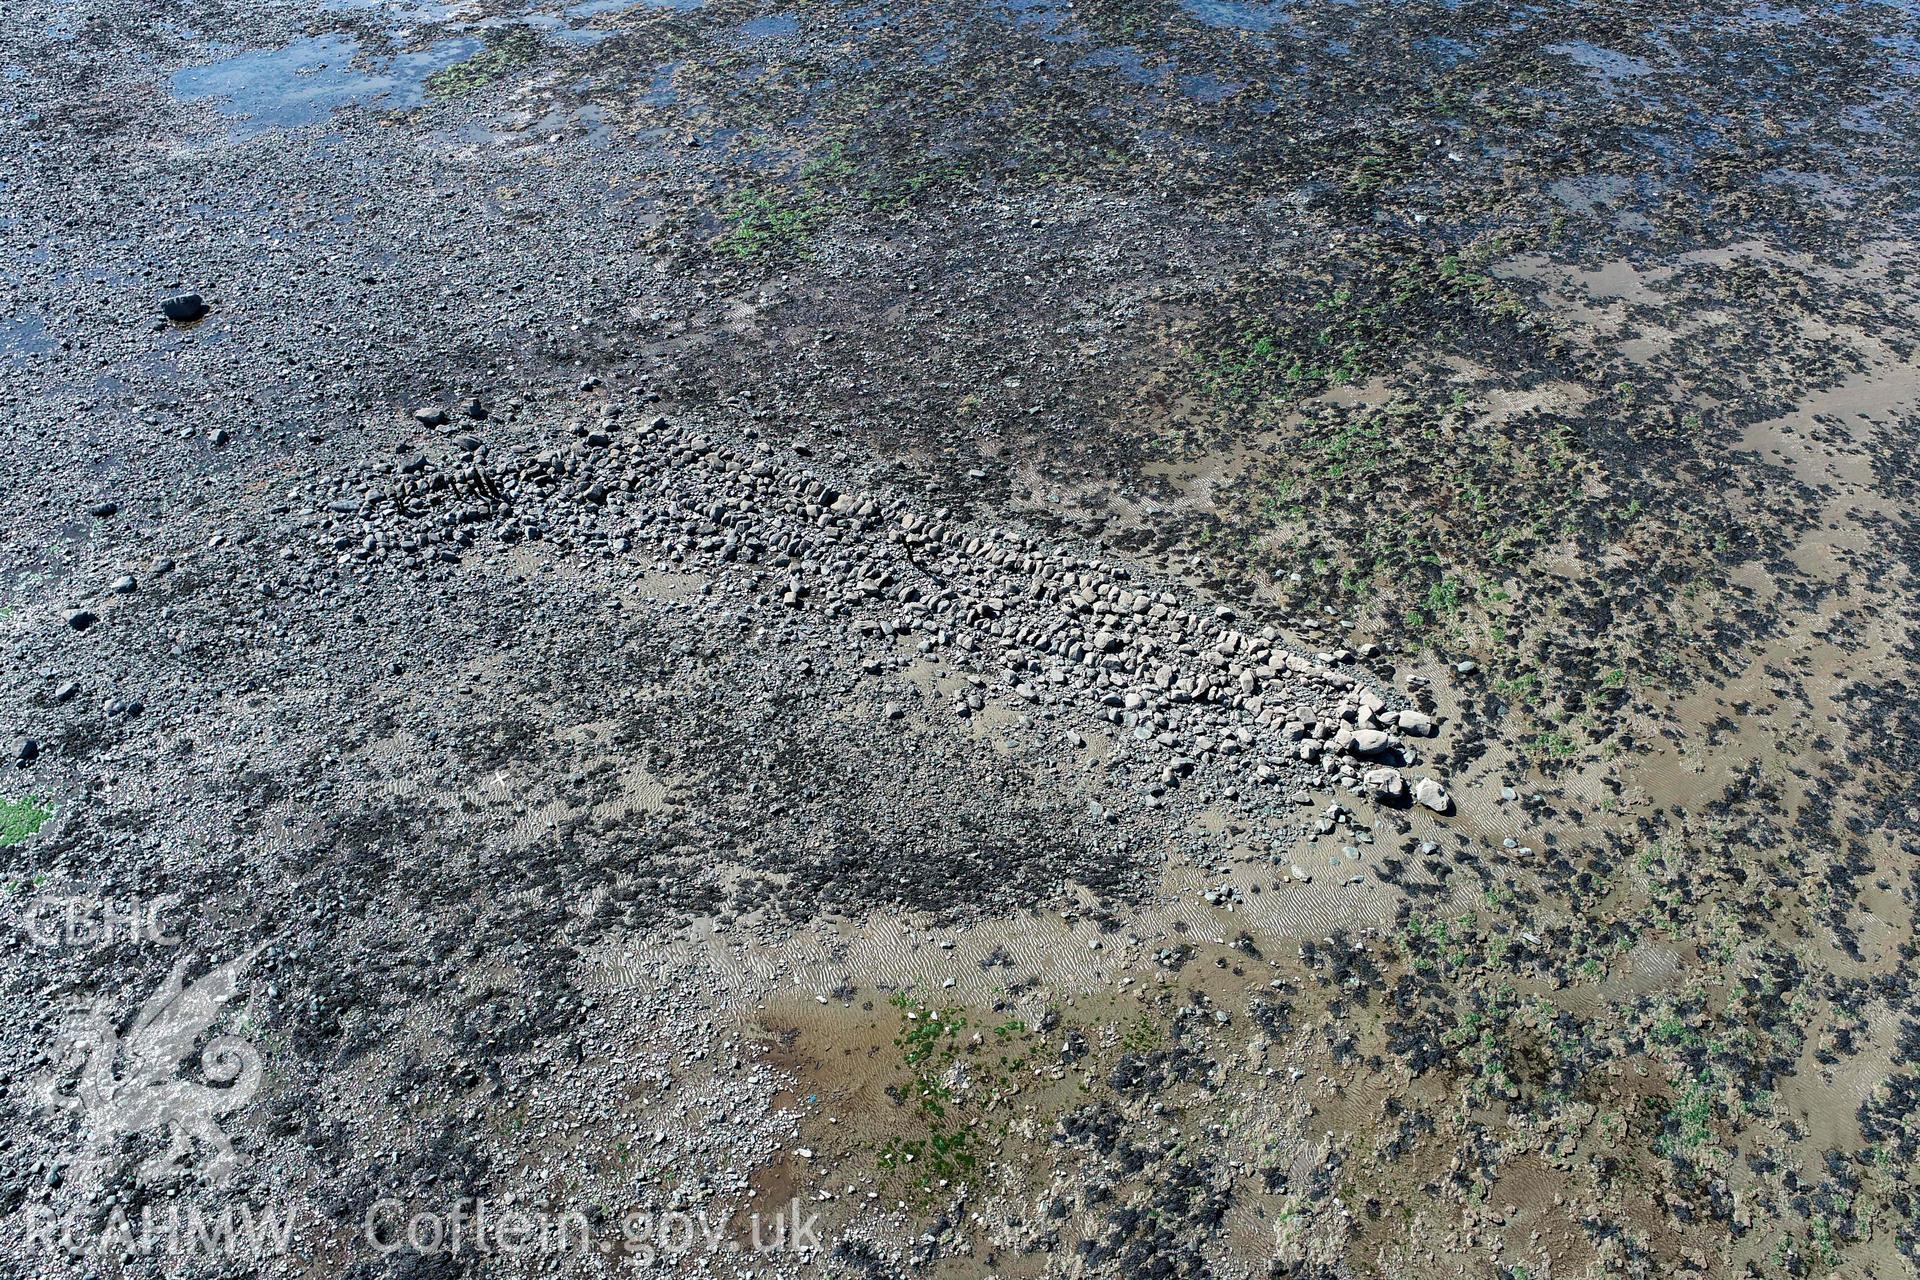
left=3, top=0, right=1920, bottom=1276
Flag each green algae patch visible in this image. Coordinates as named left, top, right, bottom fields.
left=426, top=28, right=540, bottom=100
left=0, top=796, right=51, bottom=847
left=715, top=189, right=824, bottom=260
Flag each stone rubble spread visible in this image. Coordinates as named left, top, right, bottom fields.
left=301, top=409, right=1458, bottom=821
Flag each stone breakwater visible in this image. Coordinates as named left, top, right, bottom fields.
left=300, top=404, right=1457, bottom=831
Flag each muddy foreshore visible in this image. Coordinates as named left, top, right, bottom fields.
left=2, top=0, right=1918, bottom=1276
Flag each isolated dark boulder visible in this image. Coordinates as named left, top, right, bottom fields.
left=159, top=291, right=207, bottom=321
